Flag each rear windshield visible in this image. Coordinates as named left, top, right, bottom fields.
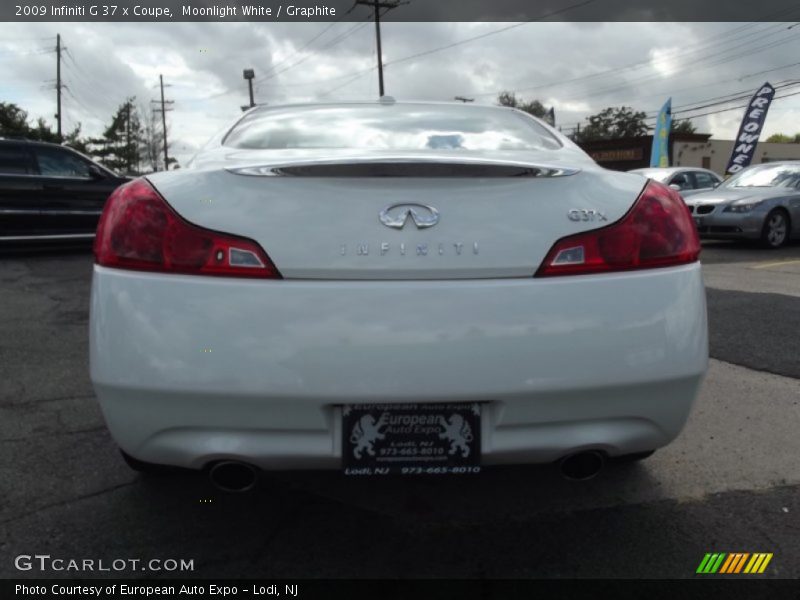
left=222, top=104, right=562, bottom=152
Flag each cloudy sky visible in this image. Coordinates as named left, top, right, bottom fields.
left=2, top=20, right=800, bottom=166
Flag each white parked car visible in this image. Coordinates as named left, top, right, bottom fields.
left=90, top=101, right=708, bottom=490
left=629, top=167, right=723, bottom=198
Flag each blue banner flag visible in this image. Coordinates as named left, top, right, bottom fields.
left=725, top=82, right=775, bottom=175
left=650, top=98, right=672, bottom=167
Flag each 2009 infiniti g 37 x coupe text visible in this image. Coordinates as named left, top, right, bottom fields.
left=90, top=100, right=708, bottom=488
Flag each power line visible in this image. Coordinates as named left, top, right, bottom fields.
left=256, top=18, right=372, bottom=90
left=579, top=60, right=800, bottom=115
left=558, top=83, right=800, bottom=133
left=543, top=28, right=800, bottom=132
left=674, top=88, right=800, bottom=121
left=260, top=2, right=358, bottom=80
left=553, top=28, right=800, bottom=106
left=382, top=0, right=599, bottom=71
left=307, top=0, right=600, bottom=97
left=468, top=21, right=786, bottom=100
left=62, top=48, right=123, bottom=102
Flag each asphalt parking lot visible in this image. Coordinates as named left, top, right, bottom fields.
left=1, top=240, right=798, bottom=579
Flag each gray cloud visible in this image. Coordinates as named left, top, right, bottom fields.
left=2, top=21, right=800, bottom=166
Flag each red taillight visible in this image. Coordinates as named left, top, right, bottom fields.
left=94, top=178, right=281, bottom=279
left=535, top=180, right=700, bottom=277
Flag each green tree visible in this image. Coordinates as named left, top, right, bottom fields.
left=0, top=102, right=31, bottom=137
left=29, top=117, right=61, bottom=143
left=497, top=91, right=548, bottom=119
left=766, top=133, right=800, bottom=143
left=89, top=97, right=144, bottom=174
left=573, top=106, right=649, bottom=142
left=63, top=124, right=90, bottom=154
left=0, top=101, right=84, bottom=145
left=671, top=119, right=696, bottom=134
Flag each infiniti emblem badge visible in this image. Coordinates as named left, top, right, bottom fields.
left=379, top=203, right=440, bottom=229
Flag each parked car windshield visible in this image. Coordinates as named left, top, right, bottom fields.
left=722, top=163, right=800, bottom=189
left=223, top=104, right=562, bottom=152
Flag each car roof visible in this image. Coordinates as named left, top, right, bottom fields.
left=744, top=160, right=800, bottom=167
left=631, top=167, right=718, bottom=174
left=0, top=138, right=76, bottom=150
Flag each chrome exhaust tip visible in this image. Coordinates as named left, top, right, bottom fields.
left=208, top=460, right=259, bottom=493
left=559, top=451, right=605, bottom=481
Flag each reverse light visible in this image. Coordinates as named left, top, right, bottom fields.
left=94, top=178, right=281, bottom=279
left=535, top=180, right=700, bottom=277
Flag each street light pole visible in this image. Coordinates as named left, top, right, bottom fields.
left=243, top=69, right=255, bottom=109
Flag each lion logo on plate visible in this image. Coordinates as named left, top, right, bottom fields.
left=438, top=414, right=473, bottom=458
left=350, top=412, right=389, bottom=459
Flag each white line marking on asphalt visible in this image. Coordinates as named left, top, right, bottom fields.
left=751, top=259, right=800, bottom=269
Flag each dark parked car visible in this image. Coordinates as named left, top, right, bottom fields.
left=0, top=139, right=129, bottom=243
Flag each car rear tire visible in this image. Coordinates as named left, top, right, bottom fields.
left=760, top=209, right=790, bottom=248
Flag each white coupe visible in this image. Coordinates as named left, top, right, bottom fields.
left=90, top=100, right=708, bottom=491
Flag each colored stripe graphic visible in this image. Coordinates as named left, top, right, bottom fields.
left=719, top=554, right=736, bottom=574
left=697, top=553, right=727, bottom=573
left=732, top=553, right=749, bottom=573
left=698, top=553, right=773, bottom=574
left=754, top=553, right=773, bottom=573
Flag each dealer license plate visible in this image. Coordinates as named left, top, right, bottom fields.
left=342, top=403, right=481, bottom=476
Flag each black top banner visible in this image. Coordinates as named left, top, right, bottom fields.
left=725, top=82, right=776, bottom=175
left=3, top=0, right=800, bottom=22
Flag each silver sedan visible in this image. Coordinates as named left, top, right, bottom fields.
left=685, top=162, right=800, bottom=248
left=629, top=167, right=722, bottom=198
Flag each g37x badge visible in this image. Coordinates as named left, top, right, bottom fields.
left=568, top=209, right=608, bottom=222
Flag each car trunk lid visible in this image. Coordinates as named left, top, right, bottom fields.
left=148, top=155, right=646, bottom=280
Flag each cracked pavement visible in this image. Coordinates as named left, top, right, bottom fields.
left=1, top=241, right=798, bottom=579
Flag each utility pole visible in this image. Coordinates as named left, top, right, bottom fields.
left=159, top=75, right=168, bottom=169
left=152, top=75, right=174, bottom=171
left=125, top=102, right=132, bottom=174
left=55, top=33, right=62, bottom=142
left=356, top=0, right=406, bottom=97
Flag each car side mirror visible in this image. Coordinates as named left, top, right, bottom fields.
left=669, top=183, right=681, bottom=191
left=713, top=182, right=720, bottom=188
left=87, top=164, right=107, bottom=180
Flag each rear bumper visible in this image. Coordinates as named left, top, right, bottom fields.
left=90, top=264, right=708, bottom=470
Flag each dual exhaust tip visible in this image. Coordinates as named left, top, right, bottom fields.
left=208, top=460, right=259, bottom=493
left=558, top=450, right=605, bottom=481
left=207, top=451, right=605, bottom=492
